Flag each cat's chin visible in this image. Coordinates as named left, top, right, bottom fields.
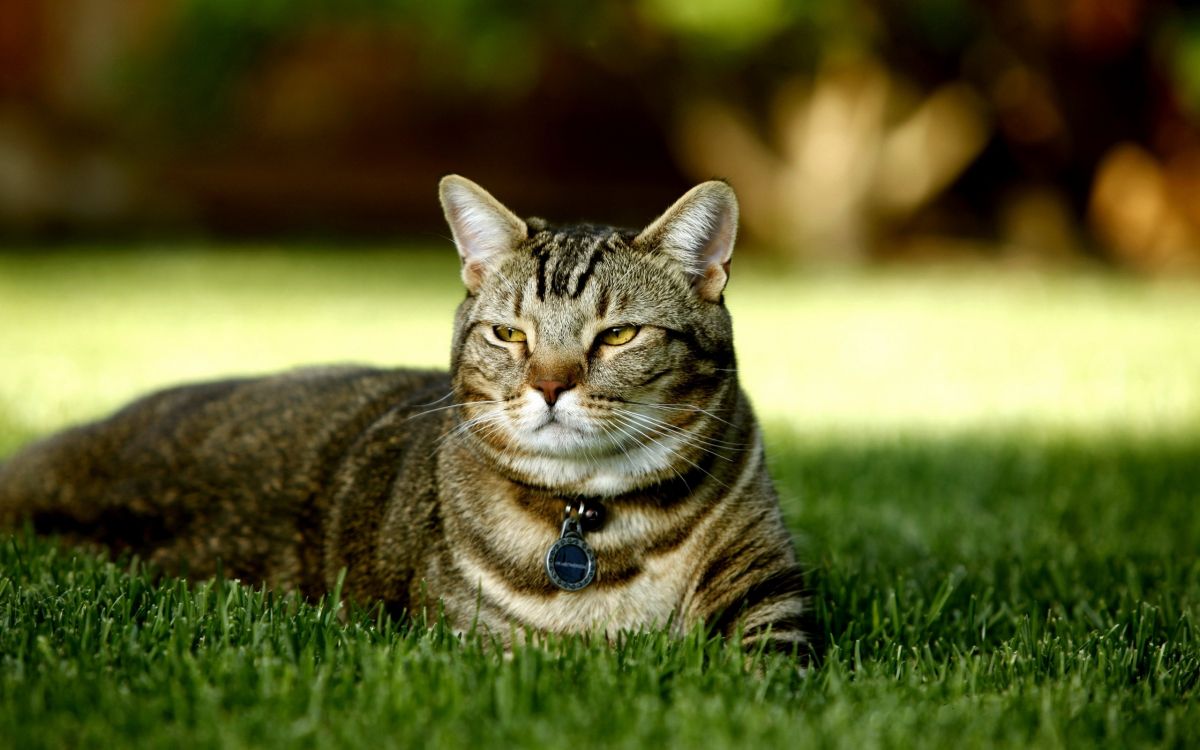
left=470, top=393, right=685, bottom=491
left=490, top=417, right=694, bottom=495
left=506, top=393, right=621, bottom=458
left=498, top=451, right=631, bottom=493
left=497, top=445, right=680, bottom=496
left=518, top=420, right=616, bottom=459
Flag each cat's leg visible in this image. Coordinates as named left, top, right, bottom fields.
left=691, top=544, right=818, bottom=664
left=714, top=566, right=816, bottom=660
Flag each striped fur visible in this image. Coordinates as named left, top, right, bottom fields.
left=0, top=177, right=816, bottom=663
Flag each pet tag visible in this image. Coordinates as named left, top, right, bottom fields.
left=545, top=505, right=596, bottom=591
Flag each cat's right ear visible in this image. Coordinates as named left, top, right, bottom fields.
left=439, top=175, right=527, bottom=293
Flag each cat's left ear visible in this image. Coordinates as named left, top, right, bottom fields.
left=439, top=175, right=527, bottom=293
left=635, top=181, right=739, bottom=302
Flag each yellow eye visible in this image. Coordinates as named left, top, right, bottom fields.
left=492, top=325, right=527, bottom=343
left=599, top=325, right=639, bottom=346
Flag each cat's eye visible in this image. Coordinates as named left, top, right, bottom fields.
left=598, top=325, right=640, bottom=346
left=492, top=325, right=527, bottom=343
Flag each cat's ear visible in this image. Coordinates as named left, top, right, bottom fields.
left=635, top=181, right=739, bottom=302
left=439, top=175, right=527, bottom=292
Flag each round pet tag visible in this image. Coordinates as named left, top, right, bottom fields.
left=545, top=533, right=596, bottom=591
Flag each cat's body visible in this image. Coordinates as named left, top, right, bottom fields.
left=0, top=177, right=814, bottom=659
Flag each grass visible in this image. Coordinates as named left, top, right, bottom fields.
left=1, top=246, right=1198, bottom=748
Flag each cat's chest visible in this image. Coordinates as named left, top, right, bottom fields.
left=437, top=452, right=725, bottom=636
left=446, top=507, right=710, bottom=636
left=478, top=536, right=703, bottom=635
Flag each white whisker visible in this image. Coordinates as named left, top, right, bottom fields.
left=405, top=398, right=504, bottom=422
left=612, top=408, right=746, bottom=453
left=434, top=409, right=506, bottom=449
left=606, top=417, right=691, bottom=491
left=611, top=412, right=730, bottom=490
left=620, top=400, right=738, bottom=428
left=413, top=390, right=456, bottom=407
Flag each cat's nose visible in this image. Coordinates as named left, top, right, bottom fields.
left=532, top=378, right=574, bottom=406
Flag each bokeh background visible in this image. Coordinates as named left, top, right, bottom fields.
left=4, top=0, right=1200, bottom=270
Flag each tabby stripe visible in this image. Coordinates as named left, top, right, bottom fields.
left=595, top=289, right=610, bottom=318
left=665, top=334, right=734, bottom=374
left=551, top=251, right=571, bottom=297
left=636, top=369, right=671, bottom=388
left=454, top=515, right=644, bottom=594
left=741, top=599, right=808, bottom=635
left=743, top=614, right=811, bottom=644
left=709, top=565, right=809, bottom=636
left=533, top=246, right=551, bottom=301
left=697, top=535, right=767, bottom=595
left=499, top=465, right=727, bottom=554
left=496, top=456, right=723, bottom=514
left=597, top=483, right=725, bottom=559
left=512, top=283, right=525, bottom=319
left=457, top=388, right=496, bottom=404
left=450, top=527, right=706, bottom=635
left=455, top=449, right=744, bottom=589
left=570, top=243, right=606, bottom=298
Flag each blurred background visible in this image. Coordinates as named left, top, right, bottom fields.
left=2, top=0, right=1200, bottom=448
left=3, top=0, right=1200, bottom=271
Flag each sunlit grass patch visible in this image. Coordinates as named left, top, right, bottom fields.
left=2, top=247, right=1198, bottom=438
left=728, top=267, right=1200, bottom=436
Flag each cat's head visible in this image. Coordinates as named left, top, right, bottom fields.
left=440, top=175, right=743, bottom=495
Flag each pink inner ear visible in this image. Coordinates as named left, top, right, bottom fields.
left=695, top=261, right=730, bottom=302
left=637, top=182, right=739, bottom=294
left=439, top=176, right=527, bottom=290
left=685, top=193, right=737, bottom=300
left=448, top=205, right=503, bottom=264
left=462, top=260, right=488, bottom=291
left=699, top=208, right=737, bottom=269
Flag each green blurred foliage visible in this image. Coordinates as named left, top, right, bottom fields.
left=129, top=0, right=617, bottom=133
left=1163, top=11, right=1200, bottom=119
left=121, top=0, right=1008, bottom=128
left=641, top=0, right=794, bottom=49
left=12, top=0, right=1200, bottom=262
left=126, top=0, right=878, bottom=135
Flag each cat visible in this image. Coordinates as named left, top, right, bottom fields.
left=0, top=176, right=815, bottom=661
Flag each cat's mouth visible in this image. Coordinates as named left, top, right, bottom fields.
left=511, top=400, right=626, bottom=457
left=464, top=395, right=695, bottom=491
left=531, top=409, right=583, bottom=437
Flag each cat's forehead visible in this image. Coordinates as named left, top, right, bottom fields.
left=524, top=221, right=636, bottom=260
left=471, top=220, right=692, bottom=330
left=521, top=222, right=636, bottom=300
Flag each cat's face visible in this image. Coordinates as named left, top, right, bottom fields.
left=440, top=177, right=742, bottom=495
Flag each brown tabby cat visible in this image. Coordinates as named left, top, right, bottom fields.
left=0, top=176, right=815, bottom=660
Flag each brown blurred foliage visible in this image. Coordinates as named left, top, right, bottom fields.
left=2, top=0, right=1200, bottom=271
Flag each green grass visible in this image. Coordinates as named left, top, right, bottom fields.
left=1, top=246, right=1199, bottom=748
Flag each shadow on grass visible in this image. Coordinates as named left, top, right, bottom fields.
left=764, top=429, right=1200, bottom=671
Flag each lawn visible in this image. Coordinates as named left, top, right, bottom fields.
left=1, top=246, right=1198, bottom=749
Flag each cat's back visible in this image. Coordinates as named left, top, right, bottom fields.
left=0, top=366, right=451, bottom=587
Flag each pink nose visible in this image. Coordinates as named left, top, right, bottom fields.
left=533, top=379, right=573, bottom=405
